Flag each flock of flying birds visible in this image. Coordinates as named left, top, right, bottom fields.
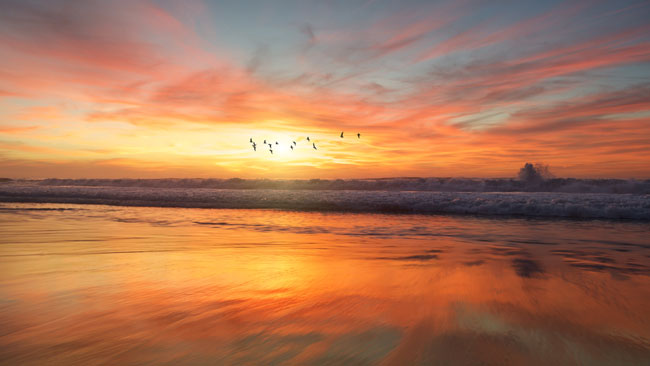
left=249, top=131, right=361, bottom=154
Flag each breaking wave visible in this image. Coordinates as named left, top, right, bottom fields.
left=1, top=182, right=648, bottom=220
left=5, top=177, right=650, bottom=194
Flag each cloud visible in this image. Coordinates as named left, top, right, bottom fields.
left=0, top=125, right=40, bottom=134
left=415, top=1, right=588, bottom=63
left=1, top=0, right=649, bottom=178
left=492, top=84, right=650, bottom=134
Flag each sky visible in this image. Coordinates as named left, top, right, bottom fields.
left=1, top=0, right=649, bottom=179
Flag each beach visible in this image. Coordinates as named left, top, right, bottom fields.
left=3, top=0, right=650, bottom=363
left=1, top=202, right=648, bottom=365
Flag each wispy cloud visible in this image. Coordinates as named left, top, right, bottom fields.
left=1, top=0, right=649, bottom=178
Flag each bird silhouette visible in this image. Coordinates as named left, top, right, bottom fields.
left=263, top=139, right=267, bottom=144
left=290, top=145, right=294, bottom=150
left=275, top=141, right=279, bottom=145
left=252, top=143, right=257, bottom=151
left=357, top=133, right=360, bottom=138
left=270, top=149, right=273, bottom=154
left=250, top=138, right=253, bottom=143
left=293, top=141, right=296, bottom=146
left=306, top=137, right=310, bottom=141
left=340, top=131, right=344, bottom=138
left=312, top=143, right=317, bottom=150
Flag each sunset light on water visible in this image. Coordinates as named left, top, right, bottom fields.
left=1, top=0, right=649, bottom=365
left=1, top=206, right=649, bottom=365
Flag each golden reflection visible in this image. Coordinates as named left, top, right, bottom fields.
left=0, top=204, right=649, bottom=365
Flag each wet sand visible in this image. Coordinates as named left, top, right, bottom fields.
left=1, top=203, right=649, bottom=365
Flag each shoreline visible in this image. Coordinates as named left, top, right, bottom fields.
left=2, top=188, right=648, bottom=221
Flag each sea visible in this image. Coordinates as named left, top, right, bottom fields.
left=0, top=178, right=649, bottom=365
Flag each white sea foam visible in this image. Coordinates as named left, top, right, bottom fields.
left=1, top=177, right=649, bottom=193
left=1, top=181, right=648, bottom=220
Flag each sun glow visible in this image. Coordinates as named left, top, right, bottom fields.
left=1, top=1, right=649, bottom=178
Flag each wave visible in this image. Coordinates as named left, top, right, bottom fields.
left=3, top=177, right=649, bottom=194
left=1, top=184, right=648, bottom=220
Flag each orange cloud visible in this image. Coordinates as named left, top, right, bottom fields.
left=1, top=0, right=649, bottom=178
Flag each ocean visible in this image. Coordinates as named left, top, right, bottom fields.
left=1, top=177, right=649, bottom=219
left=0, top=179, right=649, bottom=365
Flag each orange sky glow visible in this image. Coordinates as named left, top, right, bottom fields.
left=1, top=0, right=649, bottom=179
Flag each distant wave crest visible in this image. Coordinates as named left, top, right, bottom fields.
left=1, top=182, right=648, bottom=220
left=9, top=177, right=650, bottom=194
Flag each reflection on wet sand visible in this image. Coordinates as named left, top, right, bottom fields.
left=0, top=204, right=649, bottom=365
